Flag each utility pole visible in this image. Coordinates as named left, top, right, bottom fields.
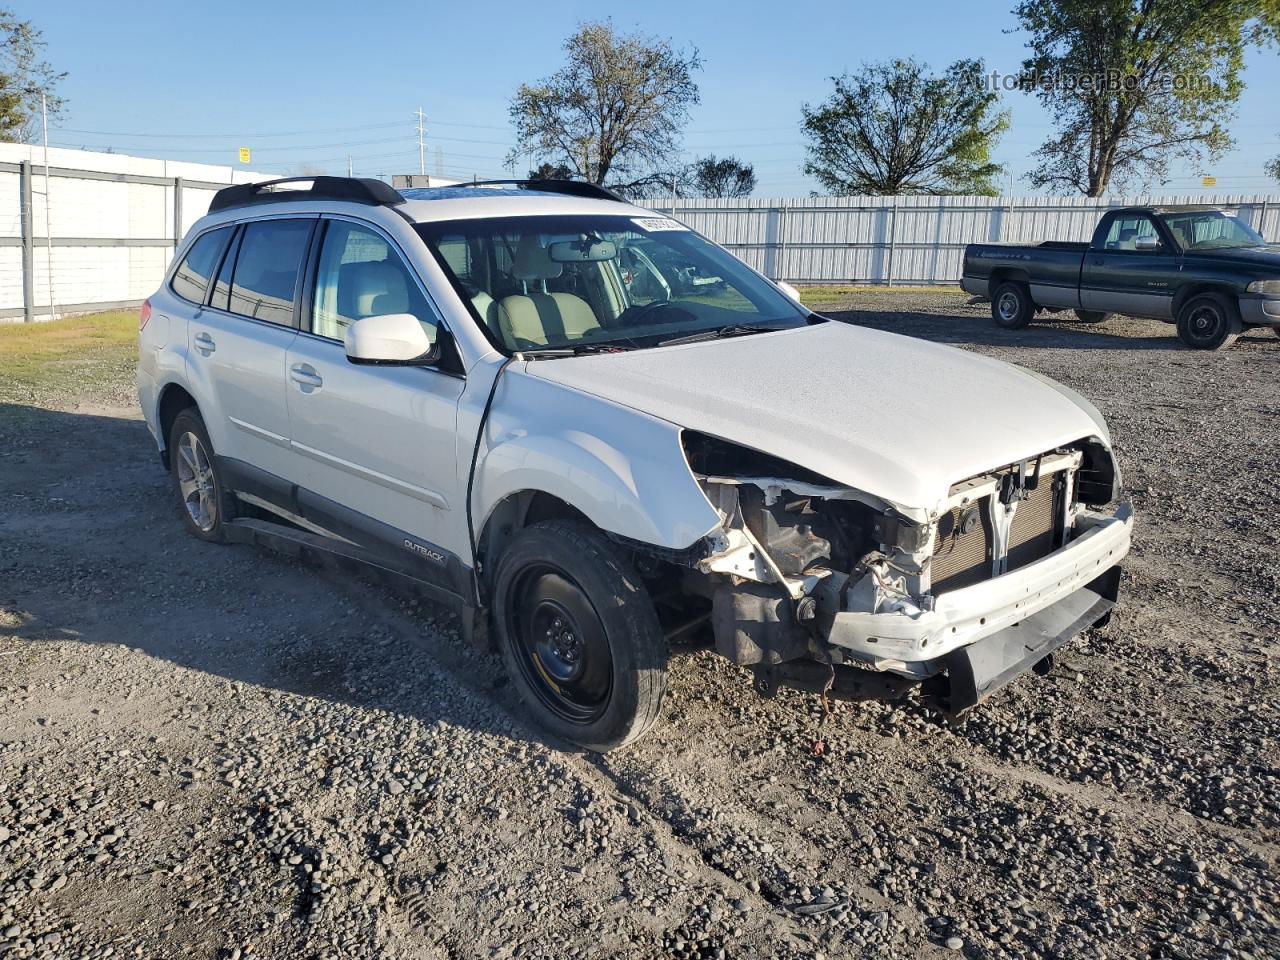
left=347, top=155, right=353, bottom=177
left=415, top=107, right=427, bottom=177
left=41, top=92, right=56, bottom=322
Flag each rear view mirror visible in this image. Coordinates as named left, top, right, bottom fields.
left=548, top=239, right=618, bottom=263
left=345, top=313, right=436, bottom=365
left=1134, top=235, right=1162, bottom=252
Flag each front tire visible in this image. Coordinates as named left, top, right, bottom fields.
left=991, top=281, right=1035, bottom=329
left=1176, top=293, right=1242, bottom=350
left=168, top=408, right=235, bottom=543
left=492, top=521, right=667, bottom=752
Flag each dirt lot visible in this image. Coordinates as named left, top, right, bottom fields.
left=1, top=294, right=1278, bottom=960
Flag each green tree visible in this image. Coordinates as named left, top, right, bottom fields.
left=1014, top=0, right=1280, bottom=196
left=527, top=161, right=576, bottom=181
left=508, top=20, right=702, bottom=193
left=684, top=155, right=756, bottom=198
left=801, top=58, right=1007, bottom=196
left=0, top=8, right=65, bottom=143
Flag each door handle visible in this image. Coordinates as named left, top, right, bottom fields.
left=193, top=332, right=216, bottom=354
left=289, top=363, right=323, bottom=389
left=1091, top=258, right=1105, bottom=266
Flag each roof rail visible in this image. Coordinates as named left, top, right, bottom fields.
left=444, top=179, right=627, bottom=203
left=208, top=176, right=404, bottom=214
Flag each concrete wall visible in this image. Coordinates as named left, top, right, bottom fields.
left=1, top=144, right=271, bottom=322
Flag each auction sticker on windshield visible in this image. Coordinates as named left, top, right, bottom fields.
left=632, top=217, right=688, bottom=232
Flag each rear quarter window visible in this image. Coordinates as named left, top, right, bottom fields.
left=171, top=227, right=232, bottom=304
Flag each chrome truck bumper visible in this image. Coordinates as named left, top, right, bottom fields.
left=1240, top=296, right=1280, bottom=328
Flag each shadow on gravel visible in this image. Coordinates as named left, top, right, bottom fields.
left=819, top=307, right=1279, bottom=352
left=0, top=402, right=558, bottom=751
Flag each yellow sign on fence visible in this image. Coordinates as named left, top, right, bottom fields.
left=238, top=147, right=251, bottom=164
left=1201, top=176, right=1216, bottom=187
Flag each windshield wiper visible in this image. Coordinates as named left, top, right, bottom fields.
left=516, top=342, right=638, bottom=359
left=658, top=324, right=779, bottom=347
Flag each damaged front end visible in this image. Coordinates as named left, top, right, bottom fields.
left=679, top=430, right=1132, bottom=716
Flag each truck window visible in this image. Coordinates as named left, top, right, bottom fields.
left=1100, top=215, right=1160, bottom=252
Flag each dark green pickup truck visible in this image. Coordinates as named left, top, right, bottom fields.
left=961, top=205, right=1280, bottom=350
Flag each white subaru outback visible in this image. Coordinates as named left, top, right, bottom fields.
left=137, top=177, right=1133, bottom=751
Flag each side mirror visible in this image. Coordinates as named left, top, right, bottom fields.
left=344, top=313, right=436, bottom=365
left=776, top=280, right=802, bottom=303
left=1134, top=235, right=1162, bottom=252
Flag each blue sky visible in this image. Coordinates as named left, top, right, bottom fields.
left=26, top=0, right=1280, bottom=196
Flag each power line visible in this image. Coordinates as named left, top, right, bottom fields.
left=57, top=121, right=407, bottom=139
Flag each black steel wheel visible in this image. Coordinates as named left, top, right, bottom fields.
left=508, top=567, right=614, bottom=725
left=492, top=521, right=667, bottom=752
left=1176, top=293, right=1242, bottom=350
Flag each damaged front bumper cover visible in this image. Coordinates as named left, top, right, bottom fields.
left=747, top=501, right=1131, bottom=715
left=820, top=501, right=1132, bottom=674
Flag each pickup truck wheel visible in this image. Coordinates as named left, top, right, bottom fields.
left=1073, top=310, right=1111, bottom=324
left=168, top=408, right=235, bottom=543
left=1176, top=293, right=1243, bottom=350
left=991, top=281, right=1035, bottom=329
left=492, top=521, right=667, bottom=752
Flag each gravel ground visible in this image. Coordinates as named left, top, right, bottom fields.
left=1, top=292, right=1278, bottom=959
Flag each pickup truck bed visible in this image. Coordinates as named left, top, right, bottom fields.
left=961, top=206, right=1280, bottom=351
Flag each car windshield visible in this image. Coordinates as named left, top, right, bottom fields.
left=1157, top=211, right=1266, bottom=251
left=416, top=214, right=813, bottom=354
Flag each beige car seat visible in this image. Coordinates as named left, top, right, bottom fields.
left=497, top=236, right=600, bottom=345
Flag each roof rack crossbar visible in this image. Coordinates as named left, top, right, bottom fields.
left=442, top=179, right=626, bottom=203
left=208, top=176, right=404, bottom=214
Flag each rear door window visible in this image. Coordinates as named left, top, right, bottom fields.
left=171, top=227, right=232, bottom=304
left=225, top=219, right=313, bottom=325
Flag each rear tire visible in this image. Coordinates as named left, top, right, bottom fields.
left=1176, top=293, right=1242, bottom=351
left=1073, top=309, right=1111, bottom=324
left=492, top=521, right=667, bottom=752
left=168, top=408, right=235, bottom=543
left=991, top=281, right=1035, bottom=329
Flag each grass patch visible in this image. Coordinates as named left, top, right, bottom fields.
left=0, top=310, right=138, bottom=410
left=797, top=284, right=964, bottom=304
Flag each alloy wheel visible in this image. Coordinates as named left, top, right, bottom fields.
left=175, top=431, right=217, bottom=532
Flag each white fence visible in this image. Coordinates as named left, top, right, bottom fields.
left=1, top=144, right=271, bottom=323
left=640, top=193, right=1280, bottom=285
left=5, top=143, right=1279, bottom=322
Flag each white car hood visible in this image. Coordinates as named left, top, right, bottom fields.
left=526, top=322, right=1105, bottom=518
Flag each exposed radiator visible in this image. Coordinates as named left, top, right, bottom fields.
left=1006, top=476, right=1063, bottom=573
left=931, top=471, right=1066, bottom=595
left=931, top=498, right=995, bottom=594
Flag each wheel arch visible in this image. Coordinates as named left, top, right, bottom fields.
left=989, top=267, right=1032, bottom=290
left=474, top=373, right=722, bottom=580
left=477, top=490, right=593, bottom=585
left=156, top=382, right=199, bottom=468
left=1172, top=282, right=1239, bottom=318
